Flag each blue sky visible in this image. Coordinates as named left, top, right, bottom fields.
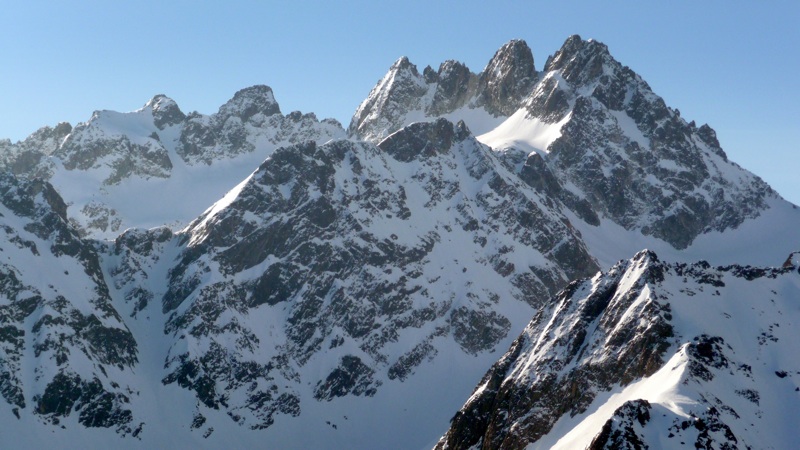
left=1, top=1, right=798, bottom=204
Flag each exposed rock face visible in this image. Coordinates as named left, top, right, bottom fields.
left=103, top=226, right=176, bottom=318
left=0, top=172, right=139, bottom=435
left=428, top=60, right=475, bottom=116
left=0, top=123, right=71, bottom=180
left=347, top=57, right=431, bottom=142
left=436, top=250, right=800, bottom=449
left=218, top=85, right=281, bottom=121
left=55, top=110, right=174, bottom=185
left=436, top=251, right=672, bottom=449
left=314, top=355, right=380, bottom=401
left=177, top=84, right=315, bottom=164
left=475, top=39, right=537, bottom=116
left=531, top=36, right=774, bottom=249
left=148, top=94, right=186, bottom=130
left=156, top=119, right=597, bottom=429
left=587, top=399, right=652, bottom=450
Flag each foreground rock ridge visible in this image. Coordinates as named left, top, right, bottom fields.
left=436, top=250, right=800, bottom=449
left=0, top=35, right=798, bottom=449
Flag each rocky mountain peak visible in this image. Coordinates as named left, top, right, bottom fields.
left=476, top=39, right=536, bottom=116
left=391, top=56, right=418, bottom=74
left=52, top=121, right=73, bottom=137
left=544, top=34, right=614, bottom=83
left=423, top=64, right=438, bottom=83
left=438, top=59, right=470, bottom=78
left=0, top=122, right=71, bottom=184
left=506, top=35, right=777, bottom=250
left=428, top=60, right=474, bottom=115
left=347, top=56, right=428, bottom=141
left=0, top=82, right=344, bottom=239
left=20, top=122, right=72, bottom=153
left=144, top=93, right=176, bottom=110
left=348, top=37, right=780, bottom=252
left=218, top=84, right=282, bottom=121
left=349, top=40, right=536, bottom=141
left=379, top=56, right=428, bottom=99
left=695, top=123, right=726, bottom=159
left=144, top=94, right=186, bottom=130
left=52, top=106, right=174, bottom=185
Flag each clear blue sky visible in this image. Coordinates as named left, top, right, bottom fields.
left=1, top=1, right=798, bottom=204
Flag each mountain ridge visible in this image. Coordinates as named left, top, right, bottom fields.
left=436, top=249, right=800, bottom=449
left=0, top=86, right=345, bottom=239
left=351, top=34, right=781, bottom=251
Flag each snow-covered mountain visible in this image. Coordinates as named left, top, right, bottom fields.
left=435, top=250, right=800, bottom=449
left=351, top=35, right=784, bottom=254
left=1, top=35, right=799, bottom=449
left=0, top=86, right=344, bottom=239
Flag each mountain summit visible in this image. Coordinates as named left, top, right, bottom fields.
left=475, top=39, right=537, bottom=116
left=348, top=39, right=537, bottom=141
left=352, top=35, right=780, bottom=252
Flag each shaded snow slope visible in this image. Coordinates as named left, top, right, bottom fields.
left=569, top=196, right=800, bottom=270
left=0, top=173, right=140, bottom=436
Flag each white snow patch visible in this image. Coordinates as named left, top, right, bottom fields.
left=531, top=348, right=693, bottom=450
left=477, top=109, right=570, bottom=157
left=608, top=109, right=649, bottom=148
